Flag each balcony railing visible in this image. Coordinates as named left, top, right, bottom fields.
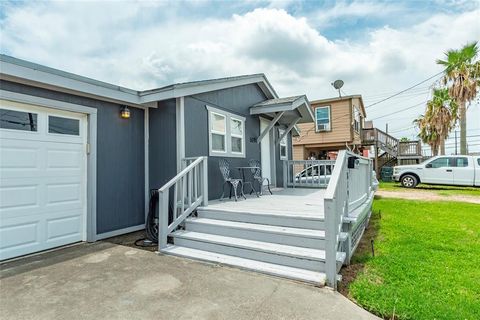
left=283, top=160, right=336, bottom=188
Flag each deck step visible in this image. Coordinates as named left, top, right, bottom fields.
left=161, top=245, right=327, bottom=285
left=197, top=207, right=325, bottom=229
left=185, top=217, right=326, bottom=249
left=171, top=231, right=343, bottom=272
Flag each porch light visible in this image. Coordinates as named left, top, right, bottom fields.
left=120, top=106, right=131, bottom=119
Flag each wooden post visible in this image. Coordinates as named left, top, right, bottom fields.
left=158, top=190, right=169, bottom=250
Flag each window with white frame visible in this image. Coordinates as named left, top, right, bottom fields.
left=279, top=128, right=287, bottom=160
left=353, top=106, right=361, bottom=133
left=207, top=106, right=245, bottom=157
left=315, top=106, right=331, bottom=132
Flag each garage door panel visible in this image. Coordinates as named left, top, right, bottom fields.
left=47, top=149, right=83, bottom=169
left=46, top=213, right=82, bottom=242
left=47, top=183, right=82, bottom=205
left=0, top=217, right=41, bottom=260
left=0, top=184, right=39, bottom=210
left=0, top=100, right=87, bottom=260
left=0, top=146, right=39, bottom=170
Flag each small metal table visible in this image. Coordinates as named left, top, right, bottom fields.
left=236, top=166, right=260, bottom=197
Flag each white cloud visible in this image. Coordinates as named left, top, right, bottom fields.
left=1, top=2, right=479, bottom=150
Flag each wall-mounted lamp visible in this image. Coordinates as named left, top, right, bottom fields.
left=120, top=106, right=131, bottom=119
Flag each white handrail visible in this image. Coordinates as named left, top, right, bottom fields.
left=283, top=160, right=335, bottom=188
left=324, top=150, right=374, bottom=288
left=158, top=156, right=208, bottom=250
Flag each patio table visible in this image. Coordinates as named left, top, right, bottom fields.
left=236, top=166, right=260, bottom=197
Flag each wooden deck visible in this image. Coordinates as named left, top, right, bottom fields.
left=206, top=188, right=326, bottom=219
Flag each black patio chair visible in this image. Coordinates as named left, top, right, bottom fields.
left=219, top=159, right=246, bottom=201
left=248, top=159, right=273, bottom=195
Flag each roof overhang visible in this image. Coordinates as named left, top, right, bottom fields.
left=0, top=55, right=279, bottom=108
left=250, top=95, right=314, bottom=137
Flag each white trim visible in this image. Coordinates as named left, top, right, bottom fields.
left=176, top=97, right=185, bottom=171
left=0, top=89, right=98, bottom=242
left=315, top=105, right=331, bottom=132
left=206, top=105, right=246, bottom=158
left=95, top=224, right=145, bottom=241
left=144, top=107, right=149, bottom=220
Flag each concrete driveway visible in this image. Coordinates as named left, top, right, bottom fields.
left=0, top=242, right=379, bottom=320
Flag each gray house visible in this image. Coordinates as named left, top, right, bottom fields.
left=0, top=55, right=375, bottom=289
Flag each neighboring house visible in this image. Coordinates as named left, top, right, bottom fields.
left=0, top=55, right=375, bottom=290
left=292, top=95, right=366, bottom=161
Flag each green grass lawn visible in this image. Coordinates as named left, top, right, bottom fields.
left=343, top=198, right=480, bottom=320
left=379, top=181, right=480, bottom=197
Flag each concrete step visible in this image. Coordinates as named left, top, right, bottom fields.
left=161, top=245, right=327, bottom=286
left=171, top=231, right=344, bottom=272
left=185, top=217, right=326, bottom=249
left=196, top=207, right=325, bottom=229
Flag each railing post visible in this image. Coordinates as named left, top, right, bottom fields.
left=201, top=157, right=208, bottom=206
left=158, top=189, right=169, bottom=250
left=283, top=161, right=287, bottom=188
left=324, top=198, right=337, bottom=289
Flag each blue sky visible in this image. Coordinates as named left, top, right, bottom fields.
left=1, top=0, right=479, bottom=153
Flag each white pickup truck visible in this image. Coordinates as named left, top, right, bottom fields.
left=393, top=155, right=480, bottom=188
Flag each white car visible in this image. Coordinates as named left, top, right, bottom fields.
left=295, top=164, right=333, bottom=184
left=393, top=155, right=480, bottom=188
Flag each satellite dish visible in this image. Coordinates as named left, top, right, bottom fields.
left=331, top=80, right=344, bottom=97
left=332, top=80, right=344, bottom=90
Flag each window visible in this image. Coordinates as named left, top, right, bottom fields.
left=477, top=158, right=480, bottom=166
left=207, top=106, right=245, bottom=157
left=210, top=112, right=226, bottom=152
left=455, top=157, right=468, bottom=167
left=279, top=128, right=287, bottom=160
left=230, top=118, right=244, bottom=154
left=48, top=116, right=80, bottom=135
left=315, top=106, right=331, bottom=132
left=353, top=106, right=361, bottom=133
left=0, top=108, right=38, bottom=132
left=427, top=157, right=451, bottom=168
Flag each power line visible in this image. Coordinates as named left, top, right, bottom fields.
left=365, top=71, right=443, bottom=109
left=369, top=101, right=427, bottom=120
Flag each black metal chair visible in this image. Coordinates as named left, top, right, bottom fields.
left=219, top=159, right=246, bottom=201
left=248, top=159, right=273, bottom=195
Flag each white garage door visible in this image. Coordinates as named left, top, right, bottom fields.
left=0, top=100, right=87, bottom=260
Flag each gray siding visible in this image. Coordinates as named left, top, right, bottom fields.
left=274, top=127, right=293, bottom=187
left=149, top=99, right=177, bottom=189
left=0, top=80, right=145, bottom=234
left=184, top=83, right=280, bottom=199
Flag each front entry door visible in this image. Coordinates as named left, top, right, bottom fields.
left=260, top=118, right=271, bottom=185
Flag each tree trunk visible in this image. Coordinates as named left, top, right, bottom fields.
left=440, top=136, right=445, bottom=155
left=459, top=101, right=467, bottom=154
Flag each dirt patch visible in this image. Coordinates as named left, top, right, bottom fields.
left=339, top=210, right=381, bottom=297
left=376, top=190, right=480, bottom=204
left=102, top=230, right=158, bottom=252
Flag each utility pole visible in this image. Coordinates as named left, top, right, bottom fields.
left=454, top=130, right=458, bottom=155
left=385, top=123, right=388, bottom=134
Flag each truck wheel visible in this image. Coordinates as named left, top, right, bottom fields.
left=401, top=175, right=418, bottom=188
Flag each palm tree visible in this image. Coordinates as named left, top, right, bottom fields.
left=426, top=88, right=458, bottom=155
left=437, top=42, right=480, bottom=154
left=414, top=114, right=440, bottom=156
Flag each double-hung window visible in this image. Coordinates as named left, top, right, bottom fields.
left=207, top=106, right=245, bottom=157
left=315, top=106, right=331, bottom=132
left=279, top=128, right=288, bottom=160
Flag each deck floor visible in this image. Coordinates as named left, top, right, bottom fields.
left=206, top=188, right=326, bottom=219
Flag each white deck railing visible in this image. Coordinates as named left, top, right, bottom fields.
left=158, top=156, right=208, bottom=250
left=324, top=150, right=374, bottom=288
left=283, top=160, right=336, bottom=188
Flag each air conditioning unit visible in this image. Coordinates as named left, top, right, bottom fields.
left=317, top=124, right=329, bottom=131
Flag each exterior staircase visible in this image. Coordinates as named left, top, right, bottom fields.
left=362, top=128, right=423, bottom=177
left=162, top=206, right=346, bottom=285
